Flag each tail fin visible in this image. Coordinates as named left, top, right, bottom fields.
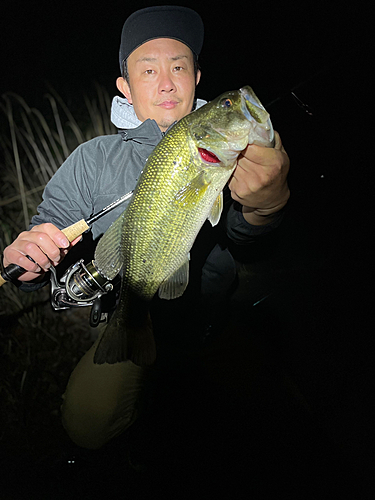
left=93, top=296, right=156, bottom=367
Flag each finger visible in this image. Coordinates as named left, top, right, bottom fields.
left=30, top=223, right=70, bottom=249
left=235, top=155, right=276, bottom=190
left=273, top=131, right=287, bottom=155
left=240, top=130, right=285, bottom=165
left=28, top=224, right=72, bottom=267
left=51, top=236, right=82, bottom=265
left=274, top=130, right=281, bottom=149
left=27, top=232, right=66, bottom=266
left=229, top=163, right=261, bottom=191
left=239, top=143, right=280, bottom=167
left=21, top=240, right=55, bottom=271
left=228, top=171, right=266, bottom=203
left=10, top=251, right=43, bottom=273
left=6, top=226, right=68, bottom=272
left=70, top=235, right=83, bottom=246
left=2, top=241, right=45, bottom=280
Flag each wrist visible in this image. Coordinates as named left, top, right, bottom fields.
left=242, top=202, right=288, bottom=225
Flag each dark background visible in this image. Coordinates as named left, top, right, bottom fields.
left=1, top=1, right=370, bottom=103
left=1, top=1, right=374, bottom=498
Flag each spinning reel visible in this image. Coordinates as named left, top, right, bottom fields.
left=50, top=259, right=119, bottom=327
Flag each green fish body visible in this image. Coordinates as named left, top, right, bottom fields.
left=93, top=86, right=274, bottom=366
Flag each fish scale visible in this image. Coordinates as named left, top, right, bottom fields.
left=117, top=119, right=215, bottom=297
left=93, top=86, right=274, bottom=366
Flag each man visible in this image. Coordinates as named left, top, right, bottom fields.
left=2, top=6, right=289, bottom=449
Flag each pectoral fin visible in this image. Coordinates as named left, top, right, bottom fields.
left=174, top=172, right=210, bottom=208
left=158, top=255, right=190, bottom=300
left=94, top=213, right=125, bottom=280
left=208, top=191, right=223, bottom=227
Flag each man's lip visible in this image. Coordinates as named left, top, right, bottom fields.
left=157, top=100, right=179, bottom=109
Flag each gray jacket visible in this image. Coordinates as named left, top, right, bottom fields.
left=25, top=96, right=283, bottom=296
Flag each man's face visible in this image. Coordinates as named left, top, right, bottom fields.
left=117, top=38, right=201, bottom=131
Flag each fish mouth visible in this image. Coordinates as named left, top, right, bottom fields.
left=198, top=148, right=220, bottom=164
left=240, top=86, right=275, bottom=146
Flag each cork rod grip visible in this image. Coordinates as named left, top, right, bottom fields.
left=0, top=219, right=90, bottom=287
left=61, top=219, right=90, bottom=242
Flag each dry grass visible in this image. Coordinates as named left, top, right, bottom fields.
left=0, top=84, right=115, bottom=459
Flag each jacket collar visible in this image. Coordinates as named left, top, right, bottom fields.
left=111, top=96, right=143, bottom=129
left=119, top=119, right=164, bottom=147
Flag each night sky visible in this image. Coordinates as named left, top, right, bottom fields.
left=1, top=1, right=369, bottom=104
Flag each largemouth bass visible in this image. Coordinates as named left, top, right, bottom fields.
left=93, top=86, right=274, bottom=366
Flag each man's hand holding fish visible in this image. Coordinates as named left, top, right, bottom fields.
left=229, top=131, right=290, bottom=225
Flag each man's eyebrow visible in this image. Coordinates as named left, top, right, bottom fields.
left=135, top=54, right=189, bottom=64
left=169, top=55, right=189, bottom=61
left=135, top=56, right=157, bottom=64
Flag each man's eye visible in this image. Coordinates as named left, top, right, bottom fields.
left=145, top=69, right=154, bottom=74
left=174, top=66, right=183, bottom=71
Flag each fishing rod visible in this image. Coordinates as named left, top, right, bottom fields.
left=264, top=45, right=366, bottom=115
left=0, top=191, right=133, bottom=287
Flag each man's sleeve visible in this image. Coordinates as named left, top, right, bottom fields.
left=225, top=201, right=286, bottom=245
left=18, top=141, right=98, bottom=292
left=30, top=141, right=97, bottom=230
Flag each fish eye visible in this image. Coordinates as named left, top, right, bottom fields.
left=221, top=98, right=233, bottom=108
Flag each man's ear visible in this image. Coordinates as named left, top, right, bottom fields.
left=116, top=77, right=132, bottom=104
left=196, top=69, right=201, bottom=86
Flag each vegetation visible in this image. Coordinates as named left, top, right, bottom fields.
left=0, top=85, right=115, bottom=458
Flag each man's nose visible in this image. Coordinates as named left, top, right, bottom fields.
left=159, top=72, right=176, bottom=93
